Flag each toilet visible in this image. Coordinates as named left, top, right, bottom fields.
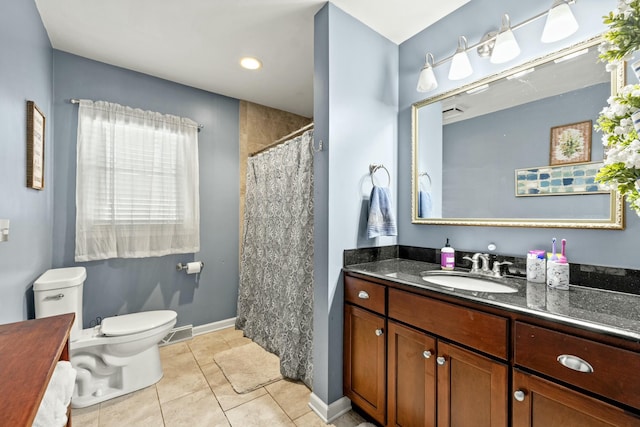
left=34, top=267, right=177, bottom=408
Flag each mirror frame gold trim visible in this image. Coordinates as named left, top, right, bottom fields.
left=411, top=36, right=625, bottom=229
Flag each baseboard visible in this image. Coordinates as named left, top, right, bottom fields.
left=192, top=317, right=237, bottom=336
left=308, top=393, right=352, bottom=423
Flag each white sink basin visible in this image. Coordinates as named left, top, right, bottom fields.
left=422, top=271, right=518, bottom=293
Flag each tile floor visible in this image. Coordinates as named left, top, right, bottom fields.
left=71, top=327, right=367, bottom=427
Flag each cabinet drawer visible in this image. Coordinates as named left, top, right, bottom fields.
left=515, top=322, right=640, bottom=410
left=388, top=288, right=508, bottom=360
left=345, top=276, right=386, bottom=315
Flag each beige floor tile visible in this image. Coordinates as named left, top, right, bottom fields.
left=225, top=394, right=295, bottom=427
left=188, top=332, right=232, bottom=366
left=226, top=336, right=252, bottom=348
left=331, top=411, right=367, bottom=427
left=98, top=386, right=164, bottom=427
left=162, top=388, right=230, bottom=427
left=294, top=410, right=368, bottom=427
left=156, top=351, right=209, bottom=404
left=265, top=379, right=311, bottom=420
left=215, top=327, right=245, bottom=342
left=160, top=341, right=192, bottom=365
left=71, top=404, right=100, bottom=427
left=201, top=362, right=267, bottom=411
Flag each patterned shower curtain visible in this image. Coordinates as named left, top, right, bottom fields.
left=236, top=130, right=314, bottom=386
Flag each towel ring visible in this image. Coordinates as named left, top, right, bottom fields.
left=369, top=164, right=391, bottom=187
left=419, top=172, right=432, bottom=189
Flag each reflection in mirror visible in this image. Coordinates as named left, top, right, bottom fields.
left=412, top=37, right=624, bottom=229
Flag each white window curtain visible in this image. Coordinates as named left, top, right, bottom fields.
left=75, top=100, right=200, bottom=262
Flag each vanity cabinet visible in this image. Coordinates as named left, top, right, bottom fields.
left=344, top=277, right=387, bottom=425
left=387, top=320, right=436, bottom=427
left=512, top=370, right=639, bottom=427
left=343, top=272, right=640, bottom=427
left=387, top=288, right=508, bottom=427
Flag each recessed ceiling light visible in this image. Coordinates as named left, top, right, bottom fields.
left=507, top=68, right=535, bottom=80
left=554, top=48, right=589, bottom=64
left=466, top=84, right=490, bottom=95
left=240, top=57, right=262, bottom=70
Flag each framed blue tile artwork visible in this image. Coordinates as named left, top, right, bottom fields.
left=515, top=162, right=609, bottom=196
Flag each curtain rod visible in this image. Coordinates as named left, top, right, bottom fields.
left=69, top=98, right=204, bottom=130
left=250, top=122, right=314, bottom=157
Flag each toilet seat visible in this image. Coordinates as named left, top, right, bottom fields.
left=100, top=310, right=177, bottom=336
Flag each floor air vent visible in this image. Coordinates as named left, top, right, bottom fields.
left=160, top=324, right=193, bottom=346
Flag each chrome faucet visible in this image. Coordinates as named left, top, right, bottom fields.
left=462, top=253, right=488, bottom=274
left=463, top=253, right=512, bottom=278
left=491, top=260, right=513, bottom=278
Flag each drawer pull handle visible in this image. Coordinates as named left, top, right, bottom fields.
left=557, top=354, right=594, bottom=373
left=514, top=390, right=526, bottom=402
left=358, top=291, right=370, bottom=299
left=423, top=350, right=432, bottom=359
left=375, top=328, right=384, bottom=337
left=436, top=356, right=446, bottom=366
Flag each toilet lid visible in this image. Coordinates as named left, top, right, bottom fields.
left=100, top=310, right=177, bottom=336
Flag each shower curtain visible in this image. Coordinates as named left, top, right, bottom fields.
left=236, top=130, right=314, bottom=386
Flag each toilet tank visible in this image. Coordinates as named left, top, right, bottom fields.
left=34, top=267, right=86, bottom=341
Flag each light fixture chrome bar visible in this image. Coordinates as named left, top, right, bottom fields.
left=430, top=0, right=576, bottom=68
left=69, top=98, right=204, bottom=130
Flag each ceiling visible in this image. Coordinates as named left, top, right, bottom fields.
left=34, top=0, right=469, bottom=118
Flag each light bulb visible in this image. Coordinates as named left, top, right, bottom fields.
left=417, top=53, right=438, bottom=92
left=491, top=14, right=520, bottom=64
left=541, top=0, right=579, bottom=43
left=448, top=36, right=473, bottom=81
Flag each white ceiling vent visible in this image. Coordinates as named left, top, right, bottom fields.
left=443, top=105, right=464, bottom=120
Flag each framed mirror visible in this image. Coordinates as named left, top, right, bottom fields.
left=411, top=36, right=625, bottom=229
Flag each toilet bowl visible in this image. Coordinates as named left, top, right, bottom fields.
left=34, top=267, right=177, bottom=408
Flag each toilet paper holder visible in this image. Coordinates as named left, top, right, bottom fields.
left=176, top=261, right=204, bottom=272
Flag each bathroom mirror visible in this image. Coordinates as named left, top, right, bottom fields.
left=411, top=37, right=625, bottom=229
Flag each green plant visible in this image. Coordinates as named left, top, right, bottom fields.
left=595, top=84, right=640, bottom=214
left=599, top=0, right=640, bottom=63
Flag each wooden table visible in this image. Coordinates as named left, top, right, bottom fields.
left=0, top=313, right=75, bottom=427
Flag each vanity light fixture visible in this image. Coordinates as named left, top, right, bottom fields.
left=415, top=0, right=579, bottom=92
left=417, top=53, right=438, bottom=92
left=490, top=14, right=521, bottom=64
left=240, top=57, right=262, bottom=70
left=448, top=36, right=473, bottom=81
left=541, top=0, right=579, bottom=43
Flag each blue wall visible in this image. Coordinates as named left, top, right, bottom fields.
left=441, top=83, right=609, bottom=218
left=313, top=3, right=398, bottom=406
left=398, top=0, right=640, bottom=269
left=0, top=0, right=53, bottom=323
left=52, top=51, right=240, bottom=329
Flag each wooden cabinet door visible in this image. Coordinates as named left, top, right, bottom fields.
left=387, top=321, right=437, bottom=427
left=437, top=341, right=508, bottom=427
left=512, top=370, right=640, bottom=427
left=344, top=304, right=386, bottom=425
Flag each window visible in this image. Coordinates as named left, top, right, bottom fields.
left=75, top=100, right=200, bottom=261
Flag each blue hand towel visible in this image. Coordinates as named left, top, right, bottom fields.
left=418, top=190, right=432, bottom=218
left=367, top=186, right=397, bottom=238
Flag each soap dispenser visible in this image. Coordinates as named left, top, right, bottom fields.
left=441, top=238, right=455, bottom=270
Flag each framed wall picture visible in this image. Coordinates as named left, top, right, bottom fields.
left=549, top=120, right=592, bottom=166
left=26, top=100, right=45, bottom=190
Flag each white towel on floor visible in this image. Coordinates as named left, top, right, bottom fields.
left=33, top=361, right=77, bottom=427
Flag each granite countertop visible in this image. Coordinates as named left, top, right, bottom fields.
left=344, top=258, right=640, bottom=343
